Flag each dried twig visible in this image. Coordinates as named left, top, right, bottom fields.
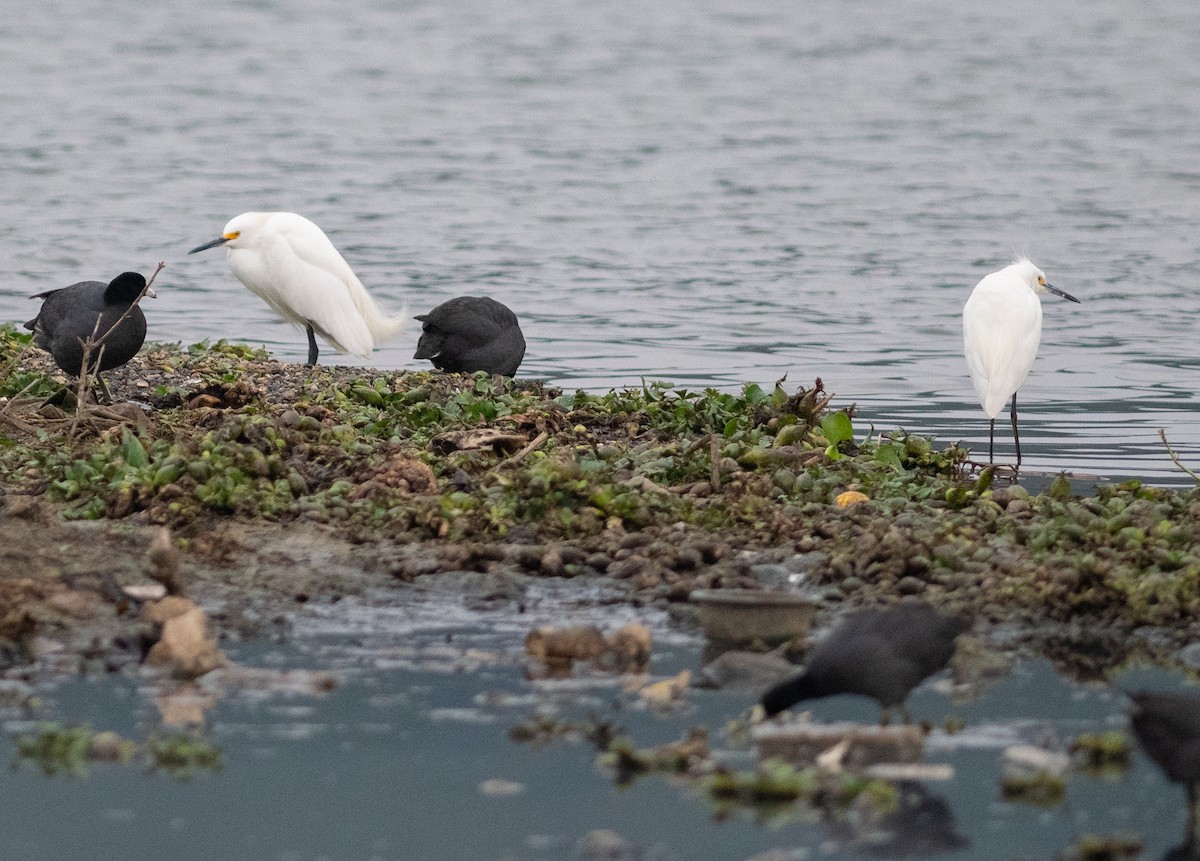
left=498, top=430, right=549, bottom=468
left=709, top=434, right=721, bottom=492
left=1159, top=429, right=1200, bottom=484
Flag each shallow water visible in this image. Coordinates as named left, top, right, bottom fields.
left=2, top=0, right=1199, bottom=481
left=1, top=584, right=1197, bottom=861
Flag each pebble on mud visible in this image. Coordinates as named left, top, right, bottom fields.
left=142, top=597, right=228, bottom=679
left=524, top=625, right=608, bottom=667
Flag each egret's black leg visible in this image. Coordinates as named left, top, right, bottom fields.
left=1010, top=392, right=1022, bottom=468
left=988, top=418, right=996, bottom=464
left=305, top=324, right=319, bottom=367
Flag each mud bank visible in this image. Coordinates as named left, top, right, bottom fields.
left=1, top=329, right=1199, bottom=680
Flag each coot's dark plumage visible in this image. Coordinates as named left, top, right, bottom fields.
left=760, top=602, right=966, bottom=724
left=413, top=296, right=525, bottom=377
left=24, top=272, right=150, bottom=376
left=1130, top=691, right=1200, bottom=798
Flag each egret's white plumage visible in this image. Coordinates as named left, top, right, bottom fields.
left=190, top=212, right=405, bottom=364
left=962, top=258, right=1079, bottom=465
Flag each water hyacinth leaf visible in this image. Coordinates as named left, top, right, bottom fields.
left=820, top=411, right=854, bottom=459
left=122, top=429, right=149, bottom=468
left=820, top=412, right=853, bottom=445
left=742, top=383, right=769, bottom=405
left=875, top=443, right=904, bottom=470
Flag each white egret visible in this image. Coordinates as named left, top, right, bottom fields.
left=25, top=271, right=154, bottom=376
left=962, top=258, right=1079, bottom=467
left=189, top=212, right=405, bottom=366
left=413, top=296, right=526, bottom=377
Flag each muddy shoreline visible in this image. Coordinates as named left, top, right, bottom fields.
left=2, top=332, right=1200, bottom=683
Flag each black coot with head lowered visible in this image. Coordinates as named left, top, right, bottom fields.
left=760, top=601, right=966, bottom=725
left=413, top=296, right=526, bottom=377
left=24, top=271, right=153, bottom=377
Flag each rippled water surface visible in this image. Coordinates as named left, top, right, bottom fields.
left=1, top=0, right=1198, bottom=480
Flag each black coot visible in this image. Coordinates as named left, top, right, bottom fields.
left=1130, top=691, right=1200, bottom=823
left=413, top=296, right=525, bottom=377
left=25, top=272, right=151, bottom=376
left=760, top=602, right=966, bottom=724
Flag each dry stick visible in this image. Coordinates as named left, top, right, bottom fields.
left=709, top=434, right=721, bottom=492
left=1159, top=429, right=1200, bottom=484
left=499, top=430, right=549, bottom=468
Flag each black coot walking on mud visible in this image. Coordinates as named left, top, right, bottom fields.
left=413, top=296, right=526, bottom=377
left=25, top=271, right=152, bottom=377
left=760, top=602, right=966, bottom=724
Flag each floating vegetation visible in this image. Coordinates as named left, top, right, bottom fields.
left=597, top=728, right=709, bottom=786
left=1060, top=833, right=1144, bottom=861
left=705, top=759, right=900, bottom=816
left=13, top=722, right=219, bottom=780
left=999, top=771, right=1067, bottom=807
left=1070, top=731, right=1133, bottom=776
left=147, top=732, right=223, bottom=780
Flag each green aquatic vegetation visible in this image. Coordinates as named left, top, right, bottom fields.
left=8, top=334, right=1200, bottom=634
left=186, top=339, right=270, bottom=361
left=1069, top=731, right=1132, bottom=776
left=147, top=733, right=223, bottom=779
left=1061, top=834, right=1143, bottom=861
left=1000, top=771, right=1066, bottom=807
left=705, top=759, right=899, bottom=815
left=15, top=723, right=97, bottom=776
left=15, top=723, right=137, bottom=777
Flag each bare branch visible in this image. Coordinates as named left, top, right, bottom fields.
left=1159, top=429, right=1200, bottom=484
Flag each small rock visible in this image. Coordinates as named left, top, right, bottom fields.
left=1002, top=744, right=1070, bottom=780
left=636, top=670, right=691, bottom=707
left=1178, top=642, right=1200, bottom=669
left=525, top=626, right=607, bottom=665
left=3, top=496, right=42, bottom=520
left=576, top=829, right=633, bottom=861
left=478, top=778, right=524, bottom=797
left=607, top=555, right=648, bottom=579
left=698, top=650, right=796, bottom=693
left=606, top=623, right=652, bottom=671
left=896, top=576, right=926, bottom=595
left=143, top=600, right=228, bottom=678
left=540, top=549, right=565, bottom=577
left=47, top=590, right=97, bottom=620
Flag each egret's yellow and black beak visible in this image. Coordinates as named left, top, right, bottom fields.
left=189, top=235, right=232, bottom=254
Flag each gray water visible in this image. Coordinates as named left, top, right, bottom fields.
left=2, top=584, right=1198, bottom=861
left=1, top=0, right=1199, bottom=479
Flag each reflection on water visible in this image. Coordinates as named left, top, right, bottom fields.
left=1, top=0, right=1198, bottom=482
left=1, top=584, right=1200, bottom=861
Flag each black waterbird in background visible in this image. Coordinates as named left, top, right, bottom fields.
left=760, top=602, right=966, bottom=724
left=413, top=296, right=526, bottom=377
left=24, top=271, right=153, bottom=378
left=1129, top=690, right=1200, bottom=851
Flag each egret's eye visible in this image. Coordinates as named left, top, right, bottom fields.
left=226, top=231, right=241, bottom=240
left=1037, top=276, right=1046, bottom=285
